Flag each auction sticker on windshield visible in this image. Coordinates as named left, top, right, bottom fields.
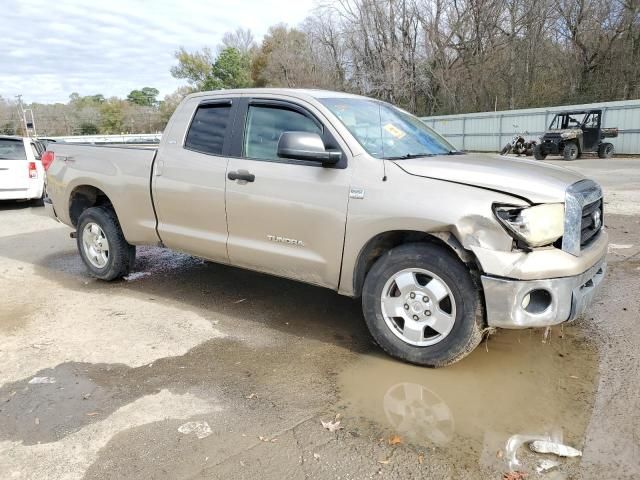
left=383, top=123, right=406, bottom=139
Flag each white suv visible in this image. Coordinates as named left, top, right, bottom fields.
left=0, top=136, right=45, bottom=203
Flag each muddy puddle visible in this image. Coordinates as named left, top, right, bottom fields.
left=338, top=327, right=599, bottom=471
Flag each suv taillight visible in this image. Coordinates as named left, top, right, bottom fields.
left=41, top=151, right=55, bottom=171
left=28, top=162, right=37, bottom=179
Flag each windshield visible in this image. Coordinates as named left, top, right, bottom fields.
left=320, top=98, right=457, bottom=159
left=549, top=113, right=592, bottom=130
left=0, top=139, right=27, bottom=160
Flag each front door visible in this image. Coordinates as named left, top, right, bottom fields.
left=225, top=99, right=351, bottom=289
left=152, top=97, right=236, bottom=263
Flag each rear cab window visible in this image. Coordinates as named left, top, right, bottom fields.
left=184, top=102, right=232, bottom=156
left=0, top=139, right=27, bottom=161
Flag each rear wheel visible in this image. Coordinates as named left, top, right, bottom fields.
left=76, top=206, right=135, bottom=280
left=533, top=144, right=547, bottom=160
left=361, top=243, right=484, bottom=367
left=563, top=141, right=579, bottom=161
left=598, top=142, right=614, bottom=159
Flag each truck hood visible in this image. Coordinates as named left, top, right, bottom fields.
left=393, top=153, right=584, bottom=203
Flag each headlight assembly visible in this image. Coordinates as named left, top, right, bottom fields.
left=493, top=203, right=565, bottom=247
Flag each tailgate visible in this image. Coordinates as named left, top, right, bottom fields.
left=0, top=139, right=28, bottom=190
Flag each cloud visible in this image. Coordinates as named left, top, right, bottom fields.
left=0, top=0, right=315, bottom=103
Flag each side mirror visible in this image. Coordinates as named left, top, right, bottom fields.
left=277, top=131, right=341, bottom=166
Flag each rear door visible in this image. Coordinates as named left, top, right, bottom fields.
left=582, top=113, right=600, bottom=150
left=152, top=97, right=237, bottom=263
left=0, top=138, right=28, bottom=191
left=224, top=97, right=351, bottom=289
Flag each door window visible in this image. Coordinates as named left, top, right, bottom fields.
left=244, top=105, right=322, bottom=161
left=184, top=103, right=232, bottom=155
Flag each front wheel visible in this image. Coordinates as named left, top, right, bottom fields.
left=533, top=144, right=547, bottom=160
left=500, top=144, right=512, bottom=155
left=563, top=141, right=579, bottom=161
left=77, top=206, right=136, bottom=280
left=361, top=243, right=484, bottom=367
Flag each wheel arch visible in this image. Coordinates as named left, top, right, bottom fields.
left=351, top=230, right=479, bottom=298
left=68, top=185, right=115, bottom=227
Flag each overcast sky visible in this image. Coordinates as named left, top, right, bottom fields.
left=0, top=0, right=315, bottom=104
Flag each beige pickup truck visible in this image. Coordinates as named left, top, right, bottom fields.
left=43, top=89, right=608, bottom=367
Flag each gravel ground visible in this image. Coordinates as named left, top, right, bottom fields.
left=0, top=157, right=638, bottom=479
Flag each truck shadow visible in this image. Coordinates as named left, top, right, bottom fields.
left=0, top=227, right=369, bottom=354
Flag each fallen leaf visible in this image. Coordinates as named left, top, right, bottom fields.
left=377, top=459, right=390, bottom=465
left=86, top=412, right=99, bottom=416
left=417, top=453, right=424, bottom=464
left=34, top=417, right=40, bottom=425
left=321, top=420, right=343, bottom=432
left=503, top=471, right=527, bottom=480
left=388, top=434, right=402, bottom=445
left=496, top=449, right=504, bottom=459
left=313, top=453, right=321, bottom=461
left=245, top=393, right=258, bottom=399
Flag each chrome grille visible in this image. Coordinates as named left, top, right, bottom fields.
left=580, top=198, right=603, bottom=247
left=562, top=180, right=603, bottom=256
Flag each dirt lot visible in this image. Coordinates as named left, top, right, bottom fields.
left=0, top=157, right=639, bottom=479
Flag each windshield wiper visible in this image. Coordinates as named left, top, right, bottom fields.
left=383, top=153, right=435, bottom=160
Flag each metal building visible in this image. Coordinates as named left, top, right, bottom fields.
left=422, top=99, right=640, bottom=155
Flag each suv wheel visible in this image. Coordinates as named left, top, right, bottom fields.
left=563, top=142, right=579, bottom=161
left=533, top=144, right=547, bottom=160
left=598, top=142, right=614, bottom=159
left=77, top=206, right=136, bottom=280
left=361, top=243, right=484, bottom=367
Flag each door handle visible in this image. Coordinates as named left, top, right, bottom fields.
left=227, top=170, right=255, bottom=183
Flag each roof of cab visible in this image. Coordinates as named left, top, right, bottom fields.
left=184, top=88, right=369, bottom=102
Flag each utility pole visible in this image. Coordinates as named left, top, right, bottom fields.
left=15, top=94, right=37, bottom=137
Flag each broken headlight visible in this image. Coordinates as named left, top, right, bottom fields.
left=493, top=203, right=564, bottom=247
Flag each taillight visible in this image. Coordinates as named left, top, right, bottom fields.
left=28, top=162, right=37, bottom=179
left=41, top=151, right=55, bottom=171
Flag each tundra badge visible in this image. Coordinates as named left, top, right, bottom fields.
left=267, top=235, right=305, bottom=247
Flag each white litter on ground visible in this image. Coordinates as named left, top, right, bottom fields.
left=28, top=376, right=56, bottom=384
left=123, top=271, right=152, bottom=281
left=178, top=420, right=213, bottom=439
left=529, top=440, right=582, bottom=458
left=536, top=459, right=561, bottom=473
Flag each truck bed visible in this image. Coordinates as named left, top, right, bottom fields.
left=46, top=143, right=160, bottom=245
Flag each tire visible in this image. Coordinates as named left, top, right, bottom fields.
left=525, top=148, right=533, bottom=156
left=76, top=206, right=135, bottom=281
left=361, top=243, right=484, bottom=367
left=598, top=142, right=614, bottom=159
left=500, top=144, right=512, bottom=155
left=563, top=141, right=579, bottom=161
left=533, top=144, right=547, bottom=160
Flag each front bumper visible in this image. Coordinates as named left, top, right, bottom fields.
left=481, top=255, right=606, bottom=329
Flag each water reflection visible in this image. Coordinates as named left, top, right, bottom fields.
left=383, top=382, right=454, bottom=445
left=339, top=328, right=598, bottom=471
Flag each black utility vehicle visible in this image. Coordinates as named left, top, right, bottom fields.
left=534, top=109, right=618, bottom=161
